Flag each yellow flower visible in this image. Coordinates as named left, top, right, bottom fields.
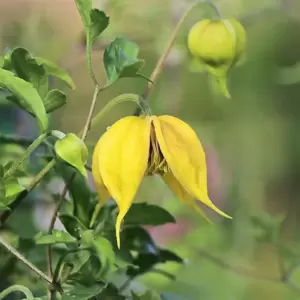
left=92, top=115, right=231, bottom=248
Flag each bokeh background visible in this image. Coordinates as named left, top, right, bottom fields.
left=1, top=0, right=300, bottom=299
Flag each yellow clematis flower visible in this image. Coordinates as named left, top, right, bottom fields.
left=92, top=115, right=231, bottom=248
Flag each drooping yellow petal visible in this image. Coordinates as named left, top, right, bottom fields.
left=92, top=140, right=111, bottom=205
left=153, top=115, right=231, bottom=219
left=162, top=172, right=212, bottom=224
left=95, top=116, right=151, bottom=248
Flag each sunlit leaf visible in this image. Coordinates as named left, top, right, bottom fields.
left=55, top=133, right=88, bottom=178
left=0, top=68, right=48, bottom=132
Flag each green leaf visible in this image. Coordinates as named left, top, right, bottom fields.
left=56, top=162, right=92, bottom=226
left=0, top=178, right=6, bottom=200
left=34, top=230, right=77, bottom=245
left=74, top=0, right=109, bottom=43
left=55, top=133, right=88, bottom=177
left=10, top=47, right=48, bottom=99
left=74, top=0, right=92, bottom=30
left=59, top=214, right=88, bottom=239
left=62, top=283, right=106, bottom=300
left=0, top=165, right=4, bottom=178
left=44, top=89, right=67, bottom=113
left=103, top=37, right=149, bottom=85
left=1, top=178, right=25, bottom=206
left=124, top=203, right=176, bottom=226
left=0, top=202, right=10, bottom=211
left=98, top=284, right=125, bottom=300
left=90, top=9, right=109, bottom=43
left=0, top=68, right=48, bottom=132
left=92, top=236, right=115, bottom=276
left=122, top=226, right=158, bottom=253
left=132, top=290, right=161, bottom=300
left=35, top=57, right=75, bottom=90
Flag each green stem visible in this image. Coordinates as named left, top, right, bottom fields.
left=3, top=133, right=49, bottom=179
left=0, top=285, right=34, bottom=300
left=0, top=159, right=56, bottom=226
left=79, top=93, right=149, bottom=136
left=86, top=35, right=98, bottom=87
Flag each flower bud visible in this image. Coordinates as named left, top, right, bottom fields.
left=187, top=18, right=246, bottom=97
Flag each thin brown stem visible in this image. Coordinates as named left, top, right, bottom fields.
left=134, top=2, right=197, bottom=116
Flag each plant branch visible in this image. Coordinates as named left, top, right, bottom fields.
left=0, top=236, right=63, bottom=294
left=0, top=285, right=34, bottom=300
left=133, top=2, right=199, bottom=116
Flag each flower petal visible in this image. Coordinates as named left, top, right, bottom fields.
left=92, top=140, right=111, bottom=204
left=162, top=172, right=212, bottom=223
left=95, top=116, right=151, bottom=248
left=153, top=115, right=231, bottom=219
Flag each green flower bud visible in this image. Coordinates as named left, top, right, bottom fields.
left=187, top=18, right=246, bottom=97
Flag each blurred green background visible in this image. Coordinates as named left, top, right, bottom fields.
left=2, top=0, right=300, bottom=299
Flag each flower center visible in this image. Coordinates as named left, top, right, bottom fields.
left=146, top=126, right=169, bottom=176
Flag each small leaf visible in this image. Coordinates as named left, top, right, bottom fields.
left=34, top=230, right=77, bottom=245
left=55, top=133, right=88, bottom=177
left=62, top=283, right=106, bottom=300
left=0, top=68, right=48, bottom=132
left=124, top=203, right=176, bottom=226
left=103, top=37, right=150, bottom=85
left=59, top=214, right=88, bottom=239
left=35, top=57, right=75, bottom=90
left=10, top=47, right=48, bottom=99
left=90, top=9, right=109, bottom=43
left=44, top=89, right=67, bottom=113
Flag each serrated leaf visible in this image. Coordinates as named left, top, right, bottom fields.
left=10, top=47, right=48, bottom=99
left=124, top=203, right=176, bottom=226
left=55, top=133, right=88, bottom=177
left=0, top=68, right=48, bottom=132
left=90, top=9, right=109, bottom=43
left=44, top=89, right=66, bottom=113
left=103, top=37, right=150, bottom=85
left=35, top=57, right=75, bottom=90
left=62, top=283, right=106, bottom=300
left=34, top=230, right=77, bottom=245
